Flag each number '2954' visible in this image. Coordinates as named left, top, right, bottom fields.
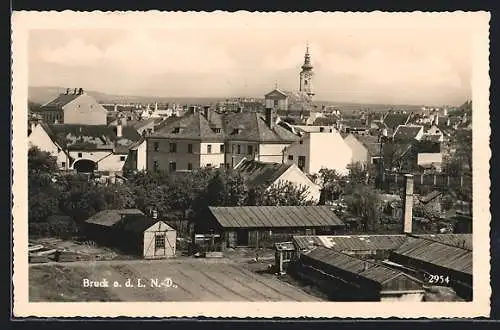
left=425, top=274, right=451, bottom=285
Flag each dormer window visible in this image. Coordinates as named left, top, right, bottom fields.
left=173, top=127, right=184, bottom=133
left=213, top=128, right=222, bottom=134
left=232, top=128, right=241, bottom=134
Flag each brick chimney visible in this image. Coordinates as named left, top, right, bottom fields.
left=402, top=174, right=414, bottom=234
left=265, top=108, right=274, bottom=129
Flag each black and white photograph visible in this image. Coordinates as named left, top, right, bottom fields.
left=12, top=11, right=491, bottom=318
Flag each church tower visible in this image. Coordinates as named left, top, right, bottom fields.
left=299, top=44, right=315, bottom=98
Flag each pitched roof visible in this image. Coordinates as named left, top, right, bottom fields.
left=208, top=206, right=345, bottom=228
left=126, top=118, right=156, bottom=129
left=294, top=234, right=408, bottom=251
left=355, top=135, right=382, bottom=157
left=85, top=209, right=145, bottom=227
left=264, top=88, right=288, bottom=98
left=223, top=111, right=300, bottom=143
left=39, top=93, right=82, bottom=110
left=234, top=160, right=294, bottom=188
left=392, top=236, right=472, bottom=275
left=43, top=123, right=141, bottom=151
left=342, top=119, right=368, bottom=129
left=302, top=246, right=417, bottom=285
left=392, top=125, right=423, bottom=142
left=419, top=190, right=442, bottom=204
left=413, top=234, right=472, bottom=250
left=121, top=215, right=175, bottom=233
left=150, top=111, right=224, bottom=141
left=383, top=113, right=411, bottom=130
left=421, top=134, right=443, bottom=143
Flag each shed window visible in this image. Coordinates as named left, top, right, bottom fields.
left=61, top=162, right=66, bottom=168
left=155, top=234, right=165, bottom=249
left=120, top=156, right=126, bottom=161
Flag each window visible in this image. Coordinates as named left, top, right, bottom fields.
left=288, top=155, right=294, bottom=161
left=319, top=127, right=325, bottom=132
left=188, top=163, right=193, bottom=171
left=169, top=143, right=177, bottom=153
left=237, top=145, right=241, bottom=154
left=154, top=142, right=159, bottom=151
left=220, top=163, right=225, bottom=168
left=61, top=162, right=66, bottom=168
left=220, top=144, right=225, bottom=153
left=188, top=144, right=193, bottom=153
left=214, top=128, right=221, bottom=134
left=169, top=162, right=177, bottom=172
left=57, top=147, right=61, bottom=153
left=247, top=145, right=253, bottom=155
left=120, top=156, right=126, bottom=161
left=173, top=127, right=180, bottom=133
left=273, top=99, right=279, bottom=107
left=153, top=160, right=159, bottom=171
left=299, top=140, right=303, bottom=144
left=206, top=163, right=212, bottom=167
left=207, top=144, right=212, bottom=154
left=298, top=156, right=306, bottom=171
left=78, top=152, right=82, bottom=158
left=155, top=235, right=165, bottom=249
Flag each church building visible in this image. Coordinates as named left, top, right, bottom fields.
left=264, top=45, right=316, bottom=114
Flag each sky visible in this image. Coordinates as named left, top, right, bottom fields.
left=28, top=14, right=475, bottom=106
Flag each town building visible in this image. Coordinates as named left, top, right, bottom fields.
left=33, top=88, right=107, bottom=125
left=84, top=209, right=177, bottom=259
left=146, top=108, right=300, bottom=172
left=392, top=125, right=424, bottom=143
left=382, top=112, right=412, bottom=135
left=29, top=121, right=143, bottom=174
left=343, top=134, right=382, bottom=167
left=198, top=206, right=346, bottom=249
left=234, top=159, right=321, bottom=203
left=283, top=127, right=352, bottom=175
left=264, top=46, right=315, bottom=116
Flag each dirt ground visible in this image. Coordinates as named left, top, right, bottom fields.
left=29, top=258, right=323, bottom=302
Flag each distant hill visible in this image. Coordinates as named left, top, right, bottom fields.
left=28, top=86, right=233, bottom=107
left=28, top=86, right=425, bottom=113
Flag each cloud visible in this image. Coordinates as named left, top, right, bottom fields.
left=38, top=31, right=236, bottom=75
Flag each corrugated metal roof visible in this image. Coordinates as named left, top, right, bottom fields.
left=293, top=235, right=408, bottom=251
left=234, top=160, right=294, bottom=188
left=122, top=216, right=175, bottom=233
left=392, top=237, right=472, bottom=275
left=413, top=234, right=472, bottom=250
left=208, top=206, right=345, bottom=228
left=302, top=247, right=410, bottom=285
left=85, top=209, right=145, bottom=227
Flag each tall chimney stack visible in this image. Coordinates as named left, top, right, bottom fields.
left=116, top=119, right=123, bottom=138
left=265, top=108, right=274, bottom=129
left=402, top=174, right=414, bottom=234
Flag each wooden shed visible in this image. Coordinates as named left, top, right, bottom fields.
left=84, top=209, right=176, bottom=259
left=201, top=206, right=346, bottom=249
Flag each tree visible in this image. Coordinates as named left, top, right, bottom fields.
left=344, top=185, right=382, bottom=232
left=250, top=181, right=314, bottom=206
left=318, top=168, right=345, bottom=203
left=28, top=146, right=58, bottom=175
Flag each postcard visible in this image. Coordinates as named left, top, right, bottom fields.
left=11, top=10, right=491, bottom=318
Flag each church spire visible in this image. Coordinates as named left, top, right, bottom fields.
left=299, top=43, right=314, bottom=98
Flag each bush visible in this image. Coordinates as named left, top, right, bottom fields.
left=29, top=215, right=80, bottom=239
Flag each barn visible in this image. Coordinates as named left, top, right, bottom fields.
left=84, top=209, right=177, bottom=259
left=296, top=246, right=424, bottom=301
left=200, top=206, right=345, bottom=249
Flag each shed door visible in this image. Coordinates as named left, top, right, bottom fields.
left=154, top=232, right=166, bottom=256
